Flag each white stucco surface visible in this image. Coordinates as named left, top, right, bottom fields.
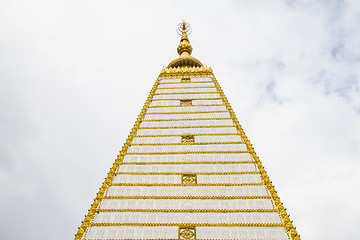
left=131, top=134, right=243, bottom=144
left=127, top=143, right=247, bottom=153
left=118, top=163, right=256, bottom=172
left=143, top=112, right=230, bottom=120
left=122, top=153, right=254, bottom=163
left=106, top=185, right=269, bottom=197
left=155, top=87, right=217, bottom=94
left=158, top=82, right=214, bottom=88
left=139, top=119, right=234, bottom=127
left=99, top=198, right=275, bottom=210
left=152, top=93, right=221, bottom=100
left=92, top=211, right=281, bottom=224
left=146, top=105, right=227, bottom=113
left=112, top=174, right=262, bottom=184
left=149, top=98, right=223, bottom=106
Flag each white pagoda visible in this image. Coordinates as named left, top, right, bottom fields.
left=75, top=21, right=300, bottom=240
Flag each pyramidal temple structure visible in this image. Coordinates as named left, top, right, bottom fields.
left=75, top=21, right=300, bottom=240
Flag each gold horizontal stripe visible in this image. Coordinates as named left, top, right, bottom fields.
left=104, top=196, right=271, bottom=200
left=134, top=133, right=240, bottom=138
left=111, top=183, right=263, bottom=187
left=145, top=110, right=228, bottom=114
left=138, top=125, right=234, bottom=129
left=151, top=98, right=221, bottom=101
left=154, top=92, right=219, bottom=95
left=148, top=104, right=225, bottom=108
left=157, top=86, right=216, bottom=90
left=98, top=208, right=275, bottom=213
left=121, top=160, right=255, bottom=165
left=130, top=141, right=244, bottom=146
left=126, top=151, right=249, bottom=155
left=91, top=223, right=283, bottom=227
left=142, top=117, right=231, bottom=122
left=159, top=81, right=213, bottom=85
left=115, top=171, right=259, bottom=175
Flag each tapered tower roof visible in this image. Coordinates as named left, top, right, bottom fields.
left=75, top=21, right=300, bottom=240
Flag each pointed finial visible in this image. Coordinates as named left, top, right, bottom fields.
left=176, top=20, right=193, bottom=56
left=167, top=21, right=203, bottom=68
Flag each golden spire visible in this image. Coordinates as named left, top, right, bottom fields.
left=177, top=20, right=193, bottom=56
left=167, top=21, right=203, bottom=68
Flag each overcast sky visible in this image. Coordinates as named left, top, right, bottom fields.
left=1, top=1, right=360, bottom=239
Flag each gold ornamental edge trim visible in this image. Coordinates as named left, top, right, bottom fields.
left=90, top=223, right=284, bottom=227
left=130, top=141, right=244, bottom=146
left=142, top=117, right=231, bottom=122
left=125, top=150, right=249, bottom=155
left=110, top=183, right=262, bottom=187
left=159, top=66, right=213, bottom=77
left=121, top=160, right=255, bottom=165
left=103, top=196, right=271, bottom=200
left=145, top=110, right=228, bottom=114
left=97, top=208, right=275, bottom=213
left=211, top=75, right=300, bottom=240
left=114, top=171, right=260, bottom=175
left=74, top=76, right=162, bottom=240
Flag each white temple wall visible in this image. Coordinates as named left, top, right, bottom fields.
left=117, top=163, right=256, bottom=173
left=158, top=82, right=215, bottom=88
left=131, top=134, right=243, bottom=144
left=112, top=174, right=262, bottom=184
left=106, top=185, right=268, bottom=197
left=155, top=87, right=217, bottom=94
left=122, top=153, right=254, bottom=163
left=99, top=198, right=274, bottom=210
left=143, top=112, right=230, bottom=120
left=159, top=77, right=212, bottom=83
left=149, top=99, right=224, bottom=106
left=139, top=119, right=234, bottom=128
left=152, top=93, right=220, bottom=100
left=92, top=211, right=282, bottom=224
left=84, top=226, right=289, bottom=240
left=136, top=126, right=238, bottom=136
left=84, top=226, right=178, bottom=240
left=146, top=105, right=227, bottom=113
left=127, top=143, right=247, bottom=153
left=197, top=227, right=289, bottom=240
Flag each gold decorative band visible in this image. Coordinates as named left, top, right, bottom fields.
left=151, top=98, right=221, bottom=101
left=157, top=86, right=216, bottom=90
left=154, top=92, right=219, bottom=95
left=148, top=104, right=225, bottom=108
left=115, top=171, right=259, bottom=175
left=110, top=183, right=263, bottom=186
left=125, top=150, right=249, bottom=155
left=104, top=195, right=271, bottom=200
left=90, top=222, right=283, bottom=227
left=138, top=125, right=235, bottom=129
left=145, top=110, right=228, bottom=114
left=142, top=117, right=231, bottom=122
left=97, top=208, right=275, bottom=213
left=130, top=141, right=244, bottom=146
left=134, top=133, right=241, bottom=138
left=121, top=160, right=254, bottom=165
left=159, top=80, right=213, bottom=85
